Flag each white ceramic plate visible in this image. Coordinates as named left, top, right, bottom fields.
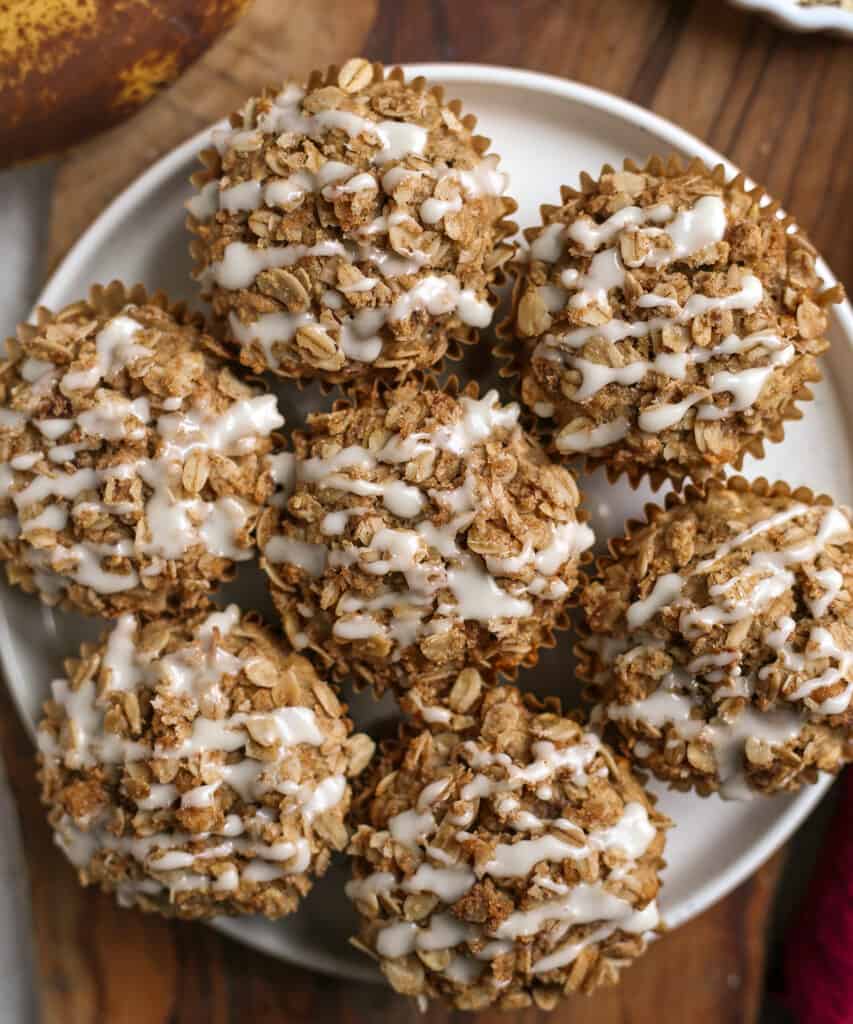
left=7, top=65, right=851, bottom=983
left=729, top=0, right=853, bottom=36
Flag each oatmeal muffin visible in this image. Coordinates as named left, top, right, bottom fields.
left=259, top=379, right=594, bottom=697
left=38, top=604, right=375, bottom=919
left=347, top=686, right=667, bottom=1011
left=187, top=59, right=516, bottom=384
left=509, top=157, right=840, bottom=487
left=579, top=477, right=853, bottom=797
left=0, top=282, right=283, bottom=617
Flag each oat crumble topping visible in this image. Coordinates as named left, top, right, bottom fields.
left=511, top=161, right=837, bottom=486
left=579, top=478, right=853, bottom=796
left=347, top=686, right=667, bottom=1010
left=0, top=285, right=283, bottom=617
left=188, top=60, right=516, bottom=383
left=38, top=604, right=374, bottom=918
left=259, top=380, right=593, bottom=696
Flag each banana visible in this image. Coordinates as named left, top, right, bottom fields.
left=0, top=0, right=251, bottom=166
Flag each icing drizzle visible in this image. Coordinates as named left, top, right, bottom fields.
left=0, top=309, right=284, bottom=596
left=346, top=726, right=659, bottom=982
left=527, top=194, right=802, bottom=451
left=599, top=497, right=853, bottom=798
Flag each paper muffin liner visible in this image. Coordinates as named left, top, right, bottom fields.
left=11, top=279, right=275, bottom=403
left=261, top=371, right=590, bottom=701
left=574, top=474, right=850, bottom=794
left=13, top=279, right=202, bottom=350
left=187, top=61, right=518, bottom=389
left=496, top=154, right=844, bottom=493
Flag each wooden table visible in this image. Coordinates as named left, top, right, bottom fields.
left=3, top=1, right=850, bottom=1021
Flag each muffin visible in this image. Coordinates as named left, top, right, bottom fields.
left=37, top=604, right=375, bottom=918
left=346, top=686, right=667, bottom=1011
left=258, top=379, right=594, bottom=697
left=0, top=283, right=282, bottom=617
left=579, top=477, right=853, bottom=797
left=509, top=157, right=840, bottom=487
left=187, top=59, right=516, bottom=384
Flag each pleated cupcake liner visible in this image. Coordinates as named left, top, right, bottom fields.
left=11, top=279, right=206, bottom=351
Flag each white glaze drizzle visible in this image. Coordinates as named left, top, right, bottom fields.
left=226, top=270, right=493, bottom=370
left=197, top=84, right=508, bottom=367
left=540, top=273, right=773, bottom=440
left=531, top=901, right=659, bottom=974
left=351, top=727, right=659, bottom=980
left=626, top=573, right=684, bottom=629
left=60, top=316, right=152, bottom=393
left=529, top=194, right=800, bottom=440
left=555, top=417, right=629, bottom=454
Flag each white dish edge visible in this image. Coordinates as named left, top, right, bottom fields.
left=729, top=0, right=853, bottom=36
left=18, top=62, right=847, bottom=971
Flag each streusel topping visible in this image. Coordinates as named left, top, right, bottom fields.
left=0, top=291, right=282, bottom=616
left=259, top=382, right=593, bottom=695
left=39, top=605, right=374, bottom=918
left=580, top=480, right=853, bottom=796
left=347, top=687, right=666, bottom=1011
left=513, top=164, right=832, bottom=483
left=189, top=60, right=515, bottom=382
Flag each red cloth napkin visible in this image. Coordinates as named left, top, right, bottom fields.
left=785, top=770, right=853, bottom=1024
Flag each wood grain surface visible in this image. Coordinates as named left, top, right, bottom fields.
left=3, top=0, right=849, bottom=1022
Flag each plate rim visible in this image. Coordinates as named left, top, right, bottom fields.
left=19, top=61, right=847, bottom=978
left=728, top=0, right=853, bottom=36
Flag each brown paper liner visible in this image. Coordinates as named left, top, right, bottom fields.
left=574, top=475, right=848, bottom=795
left=495, top=154, right=843, bottom=493
left=16, top=279, right=203, bottom=346
left=11, top=279, right=271, bottom=397
left=260, top=372, right=591, bottom=702
left=186, top=61, right=518, bottom=391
